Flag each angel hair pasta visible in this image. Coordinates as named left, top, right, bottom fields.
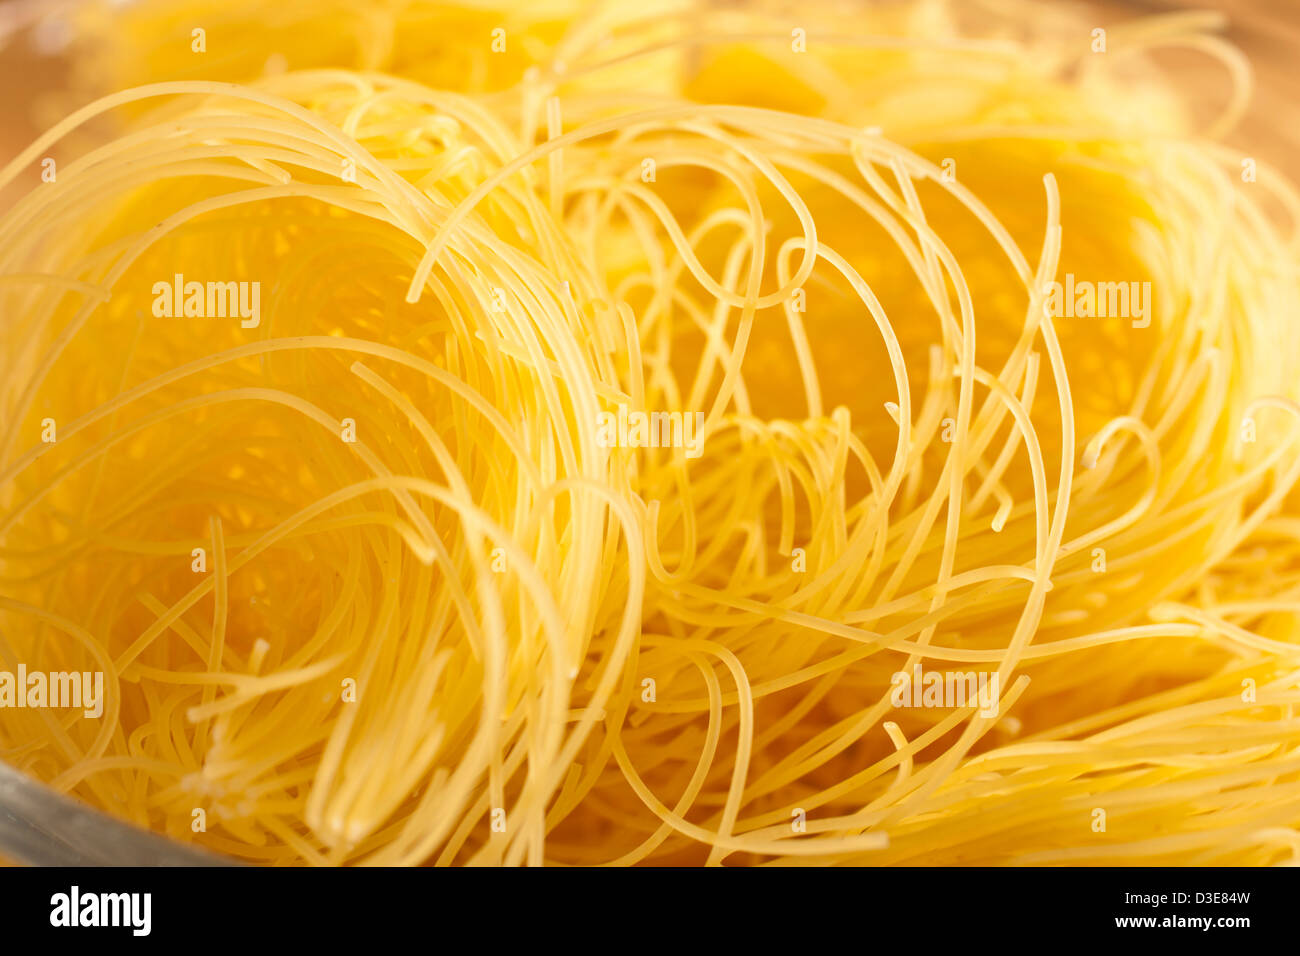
left=1, top=0, right=1300, bottom=865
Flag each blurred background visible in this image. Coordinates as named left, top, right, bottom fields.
left=0, top=0, right=1297, bottom=184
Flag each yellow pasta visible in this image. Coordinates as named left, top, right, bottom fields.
left=2, top=0, right=1299, bottom=865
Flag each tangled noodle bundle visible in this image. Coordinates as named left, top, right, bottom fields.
left=2, top=0, right=1300, bottom=865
